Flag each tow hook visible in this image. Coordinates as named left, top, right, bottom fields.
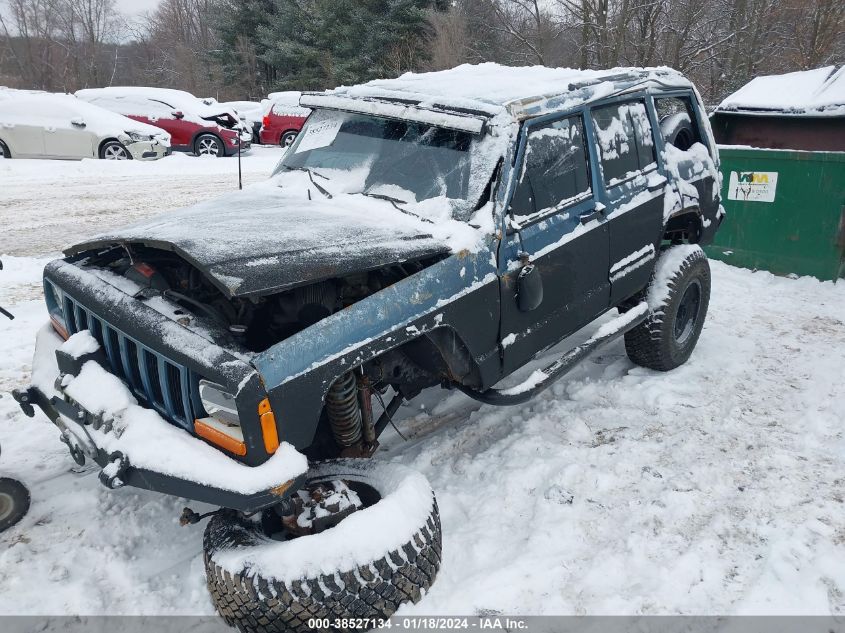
left=11, top=388, right=35, bottom=418
left=98, top=451, right=129, bottom=489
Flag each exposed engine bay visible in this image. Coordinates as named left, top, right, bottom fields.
left=76, top=244, right=443, bottom=352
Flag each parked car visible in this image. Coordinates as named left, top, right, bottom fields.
left=75, top=87, right=251, bottom=157
left=219, top=100, right=265, bottom=144
left=15, top=64, right=722, bottom=632
left=0, top=91, right=170, bottom=160
left=259, top=91, right=310, bottom=146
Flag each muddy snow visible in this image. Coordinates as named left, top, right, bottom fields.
left=0, top=152, right=844, bottom=616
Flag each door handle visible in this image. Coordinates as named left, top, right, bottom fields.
left=579, top=209, right=603, bottom=224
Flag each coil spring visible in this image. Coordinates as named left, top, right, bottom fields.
left=326, top=372, right=363, bottom=447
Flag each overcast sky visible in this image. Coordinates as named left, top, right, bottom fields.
left=115, top=0, right=161, bottom=17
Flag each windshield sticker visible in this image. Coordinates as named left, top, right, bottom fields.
left=295, top=117, right=343, bottom=153
left=728, top=171, right=778, bottom=203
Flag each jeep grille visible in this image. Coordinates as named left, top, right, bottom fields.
left=63, top=294, right=200, bottom=430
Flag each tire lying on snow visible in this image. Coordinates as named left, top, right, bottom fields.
left=625, top=244, right=711, bottom=371
left=204, top=459, right=441, bottom=633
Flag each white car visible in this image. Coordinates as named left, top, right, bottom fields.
left=0, top=92, right=170, bottom=160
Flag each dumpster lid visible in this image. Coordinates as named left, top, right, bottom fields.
left=716, top=66, right=845, bottom=118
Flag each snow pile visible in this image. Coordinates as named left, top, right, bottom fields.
left=213, top=460, right=435, bottom=584
left=717, top=66, right=845, bottom=116
left=59, top=330, right=100, bottom=359
left=36, top=329, right=309, bottom=494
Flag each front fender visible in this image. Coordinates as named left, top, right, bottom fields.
left=253, top=238, right=501, bottom=449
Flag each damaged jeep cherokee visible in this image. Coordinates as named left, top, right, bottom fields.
left=15, top=64, right=722, bottom=631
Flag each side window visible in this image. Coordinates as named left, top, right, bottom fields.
left=591, top=100, right=656, bottom=185
left=510, top=114, right=591, bottom=219
left=654, top=96, right=704, bottom=152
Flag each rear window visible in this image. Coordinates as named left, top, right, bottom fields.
left=510, top=114, right=591, bottom=219
left=592, top=100, right=656, bottom=185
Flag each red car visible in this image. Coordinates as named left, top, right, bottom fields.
left=76, top=87, right=251, bottom=157
left=259, top=91, right=311, bottom=147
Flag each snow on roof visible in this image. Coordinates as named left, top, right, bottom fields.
left=716, top=66, right=845, bottom=117
left=76, top=86, right=239, bottom=120
left=0, top=91, right=168, bottom=138
left=321, top=63, right=691, bottom=119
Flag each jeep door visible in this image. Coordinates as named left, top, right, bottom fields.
left=499, top=112, right=611, bottom=375
left=590, top=99, right=665, bottom=304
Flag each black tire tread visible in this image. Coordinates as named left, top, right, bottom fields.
left=204, top=500, right=441, bottom=633
left=625, top=245, right=710, bottom=371
left=0, top=477, right=31, bottom=532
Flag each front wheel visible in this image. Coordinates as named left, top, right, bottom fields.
left=195, top=134, right=224, bottom=157
left=625, top=244, right=711, bottom=371
left=100, top=140, right=131, bottom=160
left=0, top=477, right=30, bottom=532
left=204, top=459, right=441, bottom=633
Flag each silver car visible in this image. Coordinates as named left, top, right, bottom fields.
left=0, top=91, right=171, bottom=160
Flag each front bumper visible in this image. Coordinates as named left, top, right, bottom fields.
left=14, top=327, right=306, bottom=511
left=125, top=139, right=169, bottom=161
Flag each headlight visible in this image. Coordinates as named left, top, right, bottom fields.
left=44, top=279, right=63, bottom=317
left=125, top=131, right=150, bottom=142
left=198, top=380, right=239, bottom=425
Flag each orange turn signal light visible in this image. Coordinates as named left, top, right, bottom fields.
left=258, top=397, right=280, bottom=454
left=51, top=316, right=69, bottom=340
left=194, top=418, right=246, bottom=456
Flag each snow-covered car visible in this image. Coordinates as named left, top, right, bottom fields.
left=75, top=87, right=251, bottom=157
left=15, top=64, right=723, bottom=631
left=259, top=91, right=310, bottom=146
left=0, top=92, right=170, bottom=160
left=220, top=100, right=266, bottom=144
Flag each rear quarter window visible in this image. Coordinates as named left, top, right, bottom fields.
left=592, top=100, right=656, bottom=185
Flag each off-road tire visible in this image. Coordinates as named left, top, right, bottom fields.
left=280, top=130, right=298, bottom=148
left=0, top=477, right=30, bottom=532
left=204, top=461, right=442, bottom=633
left=195, top=133, right=224, bottom=157
left=625, top=245, right=710, bottom=371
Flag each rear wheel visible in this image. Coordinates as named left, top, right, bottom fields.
left=0, top=140, right=10, bottom=158
left=280, top=130, right=298, bottom=148
left=100, top=140, right=131, bottom=160
left=625, top=245, right=710, bottom=371
left=0, top=477, right=30, bottom=532
left=204, top=459, right=441, bottom=633
left=195, top=134, right=224, bottom=157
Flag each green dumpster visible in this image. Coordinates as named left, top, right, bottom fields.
left=706, top=147, right=845, bottom=281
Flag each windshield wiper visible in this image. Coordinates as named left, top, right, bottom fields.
left=282, top=166, right=333, bottom=199
left=357, top=191, right=434, bottom=224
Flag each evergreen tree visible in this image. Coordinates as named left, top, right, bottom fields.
left=216, top=0, right=447, bottom=93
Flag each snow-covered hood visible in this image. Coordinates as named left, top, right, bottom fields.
left=65, top=181, right=453, bottom=299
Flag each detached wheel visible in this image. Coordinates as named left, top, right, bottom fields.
left=0, top=477, right=30, bottom=532
left=280, top=131, right=298, bottom=148
left=195, top=134, right=224, bottom=157
left=625, top=244, right=710, bottom=371
left=204, top=459, right=441, bottom=633
left=100, top=140, right=131, bottom=160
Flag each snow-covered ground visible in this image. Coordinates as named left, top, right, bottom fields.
left=0, top=152, right=843, bottom=616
